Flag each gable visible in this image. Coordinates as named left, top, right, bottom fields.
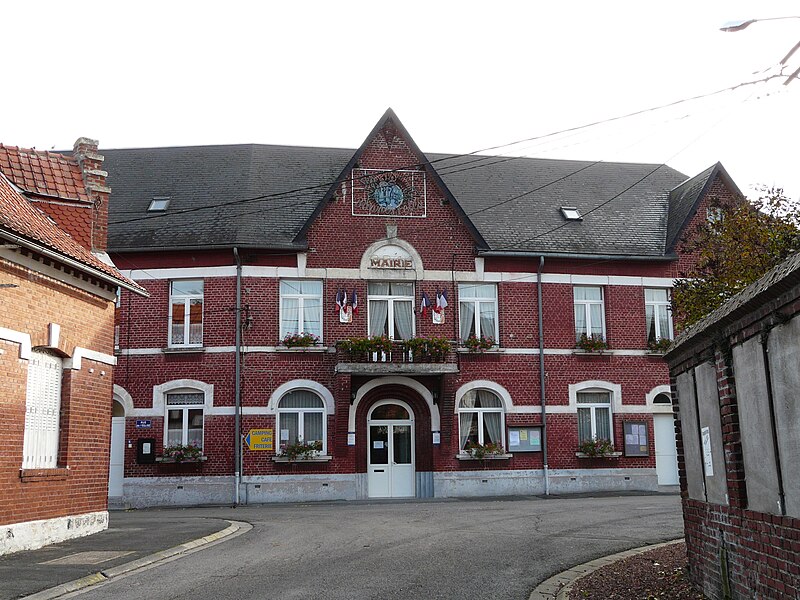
left=301, top=110, right=486, bottom=271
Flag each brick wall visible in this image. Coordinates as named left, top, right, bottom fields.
left=0, top=257, right=115, bottom=527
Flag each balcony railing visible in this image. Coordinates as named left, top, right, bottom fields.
left=335, top=338, right=458, bottom=374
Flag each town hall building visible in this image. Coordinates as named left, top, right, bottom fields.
left=103, top=109, right=739, bottom=506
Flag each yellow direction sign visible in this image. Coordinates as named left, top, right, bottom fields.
left=245, top=428, right=274, bottom=451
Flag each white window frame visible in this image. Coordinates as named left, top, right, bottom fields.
left=276, top=391, right=327, bottom=454
left=164, top=390, right=205, bottom=449
left=458, top=283, right=499, bottom=340
left=168, top=279, right=204, bottom=347
left=457, top=390, right=506, bottom=452
left=644, top=288, right=673, bottom=341
left=279, top=280, right=323, bottom=341
left=576, top=390, right=613, bottom=444
left=573, top=286, right=605, bottom=341
left=22, top=350, right=63, bottom=469
left=367, top=282, right=415, bottom=339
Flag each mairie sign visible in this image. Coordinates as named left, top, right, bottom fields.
left=245, top=428, right=274, bottom=451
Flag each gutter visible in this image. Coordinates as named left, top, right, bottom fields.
left=0, top=229, right=148, bottom=296
left=233, top=247, right=242, bottom=506
left=537, top=255, right=549, bottom=495
left=479, top=250, right=677, bottom=262
left=108, top=242, right=308, bottom=254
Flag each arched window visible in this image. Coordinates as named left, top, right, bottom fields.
left=653, top=393, right=672, bottom=405
left=165, top=388, right=205, bottom=449
left=277, top=390, right=326, bottom=453
left=457, top=389, right=505, bottom=451
left=577, top=390, right=612, bottom=443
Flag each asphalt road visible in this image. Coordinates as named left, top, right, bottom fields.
left=61, top=494, right=683, bottom=600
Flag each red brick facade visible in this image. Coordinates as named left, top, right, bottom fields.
left=107, top=119, right=738, bottom=506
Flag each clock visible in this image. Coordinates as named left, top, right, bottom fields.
left=373, top=181, right=405, bottom=210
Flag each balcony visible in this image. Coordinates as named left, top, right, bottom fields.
left=335, top=338, right=459, bottom=375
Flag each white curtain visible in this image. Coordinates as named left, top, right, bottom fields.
left=304, top=412, right=323, bottom=443
left=595, top=407, right=611, bottom=440
left=369, top=300, right=388, bottom=336
left=484, top=412, right=502, bottom=445
left=460, top=302, right=475, bottom=340
left=574, top=304, right=587, bottom=339
left=577, top=408, right=592, bottom=442
left=459, top=412, right=475, bottom=450
left=281, top=297, right=299, bottom=336
left=479, top=302, right=495, bottom=338
left=303, top=297, right=322, bottom=336
left=589, top=304, right=603, bottom=336
left=394, top=301, right=413, bottom=340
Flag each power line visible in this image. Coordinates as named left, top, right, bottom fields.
left=106, top=71, right=783, bottom=229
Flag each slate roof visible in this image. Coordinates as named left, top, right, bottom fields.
left=102, top=142, right=706, bottom=258
left=0, top=171, right=145, bottom=295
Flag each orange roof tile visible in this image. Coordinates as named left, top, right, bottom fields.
left=0, top=172, right=144, bottom=295
left=0, top=144, right=89, bottom=201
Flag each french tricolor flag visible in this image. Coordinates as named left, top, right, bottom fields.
left=435, top=290, right=448, bottom=312
left=351, top=290, right=359, bottom=315
left=420, top=292, right=431, bottom=318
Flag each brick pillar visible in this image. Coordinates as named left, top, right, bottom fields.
left=73, top=138, right=110, bottom=252
left=715, top=344, right=747, bottom=508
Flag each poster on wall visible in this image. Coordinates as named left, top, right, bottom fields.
left=507, top=426, right=542, bottom=452
left=623, top=421, right=649, bottom=457
left=701, top=426, right=714, bottom=477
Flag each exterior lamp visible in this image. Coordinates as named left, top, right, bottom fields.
left=720, top=16, right=800, bottom=84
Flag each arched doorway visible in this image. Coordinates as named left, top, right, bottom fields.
left=367, top=400, right=415, bottom=498
left=108, top=398, right=126, bottom=498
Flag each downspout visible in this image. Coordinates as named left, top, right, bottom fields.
left=537, top=255, right=549, bottom=495
left=233, top=247, right=242, bottom=506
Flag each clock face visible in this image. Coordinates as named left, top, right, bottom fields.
left=373, top=181, right=405, bottom=210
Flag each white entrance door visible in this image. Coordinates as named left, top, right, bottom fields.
left=654, top=413, right=679, bottom=485
left=367, top=402, right=415, bottom=498
left=108, top=417, right=125, bottom=497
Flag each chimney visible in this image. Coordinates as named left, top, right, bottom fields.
left=73, top=137, right=110, bottom=252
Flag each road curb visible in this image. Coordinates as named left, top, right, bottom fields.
left=23, top=519, right=252, bottom=600
left=528, top=538, right=685, bottom=600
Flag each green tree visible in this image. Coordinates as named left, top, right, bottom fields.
left=673, top=187, right=800, bottom=328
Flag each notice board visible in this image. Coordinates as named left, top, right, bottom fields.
left=507, top=426, right=542, bottom=452
left=623, top=421, right=649, bottom=457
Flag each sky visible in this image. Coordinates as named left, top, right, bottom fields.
left=4, top=1, right=799, bottom=202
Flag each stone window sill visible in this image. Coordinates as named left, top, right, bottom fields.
left=575, top=452, right=623, bottom=459
left=20, top=467, right=70, bottom=482
left=456, top=348, right=504, bottom=354
left=162, top=346, right=206, bottom=354
left=456, top=453, right=512, bottom=461
left=272, top=455, right=333, bottom=463
left=274, top=346, right=331, bottom=353
left=572, top=349, right=609, bottom=356
left=155, top=456, right=208, bottom=463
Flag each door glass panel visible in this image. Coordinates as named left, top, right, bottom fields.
left=393, top=425, right=411, bottom=464
left=371, top=404, right=409, bottom=420
left=370, top=425, right=389, bottom=465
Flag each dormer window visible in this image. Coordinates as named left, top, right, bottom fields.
left=561, top=206, right=582, bottom=220
left=148, top=197, right=171, bottom=211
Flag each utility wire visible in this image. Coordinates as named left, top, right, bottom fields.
left=107, top=71, right=784, bottom=228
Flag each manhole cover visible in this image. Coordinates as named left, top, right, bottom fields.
left=41, top=551, right=134, bottom=565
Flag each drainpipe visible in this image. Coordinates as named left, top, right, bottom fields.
left=233, top=247, right=242, bottom=506
left=537, top=255, right=549, bottom=495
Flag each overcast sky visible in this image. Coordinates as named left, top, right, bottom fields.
left=5, top=1, right=799, bottom=202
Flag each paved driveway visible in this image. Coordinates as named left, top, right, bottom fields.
left=64, top=494, right=683, bottom=600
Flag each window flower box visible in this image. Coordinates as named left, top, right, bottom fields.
left=456, top=453, right=512, bottom=461
left=575, top=334, right=609, bottom=353
left=281, top=332, right=320, bottom=348
left=462, top=335, right=495, bottom=353
left=276, top=440, right=323, bottom=461
left=157, top=444, right=205, bottom=463
left=575, top=438, right=620, bottom=458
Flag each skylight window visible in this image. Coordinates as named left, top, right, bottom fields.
left=148, top=197, right=171, bottom=211
left=561, top=207, right=582, bottom=220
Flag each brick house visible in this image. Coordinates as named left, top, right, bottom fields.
left=103, top=109, right=740, bottom=506
left=0, top=140, right=145, bottom=554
